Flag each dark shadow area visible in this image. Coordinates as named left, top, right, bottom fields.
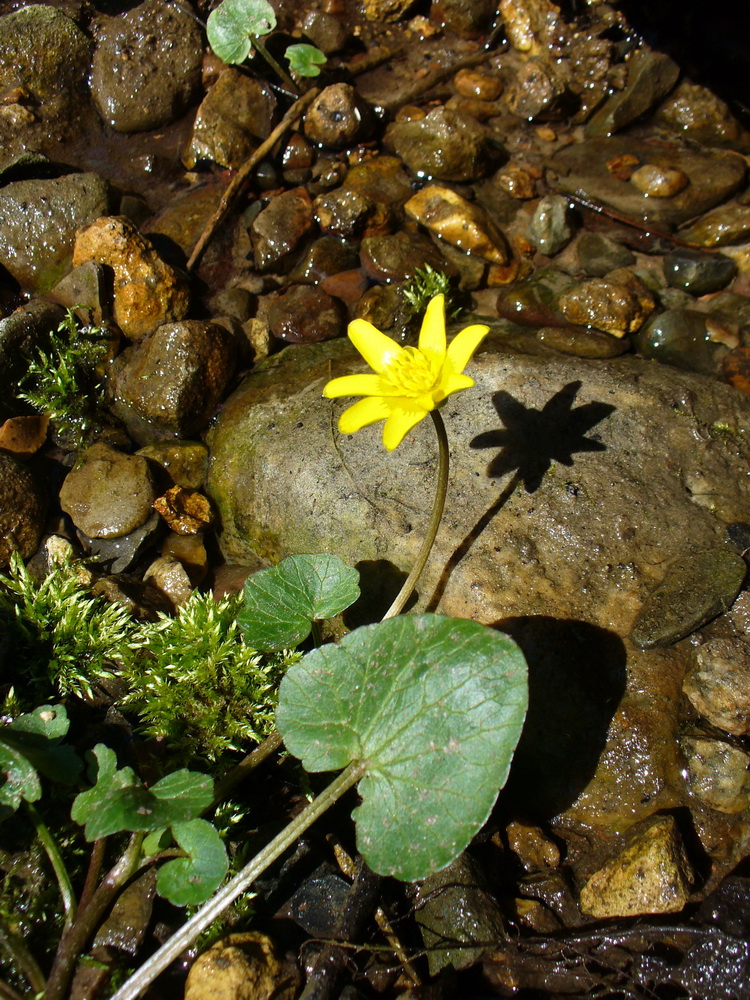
left=471, top=380, right=616, bottom=494
left=345, top=559, right=412, bottom=628
left=498, top=617, right=627, bottom=820
left=427, top=382, right=615, bottom=610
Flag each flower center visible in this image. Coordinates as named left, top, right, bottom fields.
left=384, top=347, right=437, bottom=395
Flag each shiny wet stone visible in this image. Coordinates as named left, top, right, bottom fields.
left=663, top=248, right=736, bottom=296
left=631, top=548, right=747, bottom=649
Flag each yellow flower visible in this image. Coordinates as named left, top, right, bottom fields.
left=323, top=294, right=490, bottom=451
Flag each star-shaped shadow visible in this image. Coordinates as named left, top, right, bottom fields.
left=471, top=380, right=616, bottom=493
left=426, top=381, right=615, bottom=610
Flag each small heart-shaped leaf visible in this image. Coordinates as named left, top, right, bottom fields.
left=156, top=819, right=229, bottom=906
left=277, top=614, right=528, bottom=881
left=72, top=746, right=214, bottom=841
left=207, top=0, right=276, bottom=64
left=286, top=43, right=327, bottom=77
left=239, top=553, right=360, bottom=652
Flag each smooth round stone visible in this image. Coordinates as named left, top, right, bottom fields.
left=453, top=67, right=502, bottom=100
left=527, top=195, right=574, bottom=256
left=576, top=233, right=635, bottom=277
left=630, top=163, right=689, bottom=198
left=537, top=325, right=630, bottom=359
left=663, top=248, right=736, bottom=296
left=636, top=308, right=728, bottom=375
left=630, top=547, right=747, bottom=649
left=268, top=285, right=345, bottom=344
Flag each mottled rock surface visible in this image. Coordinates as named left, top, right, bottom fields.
left=0, top=453, right=47, bottom=567
left=207, top=336, right=750, bottom=844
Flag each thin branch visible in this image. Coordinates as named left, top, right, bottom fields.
left=26, top=802, right=76, bottom=929
left=186, top=87, right=320, bottom=273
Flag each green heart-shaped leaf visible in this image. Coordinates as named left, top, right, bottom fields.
left=239, top=553, right=360, bottom=652
left=276, top=614, right=528, bottom=880
left=207, top=0, right=276, bottom=64
left=286, top=43, right=327, bottom=77
left=72, top=746, right=214, bottom=841
left=156, top=819, right=229, bottom=906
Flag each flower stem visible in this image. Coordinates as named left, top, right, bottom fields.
left=382, top=409, right=449, bottom=620
left=109, top=762, right=366, bottom=1000
left=26, top=801, right=76, bottom=930
left=249, top=34, right=298, bottom=95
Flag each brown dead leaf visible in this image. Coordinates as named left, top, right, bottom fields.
left=0, top=414, right=49, bottom=457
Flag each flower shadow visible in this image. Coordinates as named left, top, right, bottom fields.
left=426, top=380, right=615, bottom=610
left=471, top=379, right=616, bottom=494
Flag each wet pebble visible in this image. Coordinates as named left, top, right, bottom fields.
left=384, top=106, right=489, bottom=182
left=0, top=5, right=91, bottom=121
left=677, top=203, right=750, bottom=248
left=681, top=737, right=750, bottom=813
left=109, top=321, right=237, bottom=443
left=360, top=231, right=451, bottom=283
left=136, top=441, right=208, bottom=490
left=432, top=0, right=496, bottom=37
left=576, top=232, right=635, bottom=276
left=314, top=187, right=375, bottom=239
left=493, top=163, right=538, bottom=200
left=0, top=174, right=110, bottom=291
left=299, top=10, right=349, bottom=54
left=289, top=235, right=359, bottom=284
left=182, top=69, right=277, bottom=170
left=663, top=248, right=736, bottom=296
left=252, top=188, right=314, bottom=271
left=184, top=932, right=288, bottom=1000
left=496, top=267, right=573, bottom=326
left=636, top=308, right=729, bottom=375
left=153, top=486, right=213, bottom=536
left=268, top=285, right=345, bottom=343
left=0, top=299, right=64, bottom=396
left=343, top=154, right=414, bottom=205
left=281, top=132, right=314, bottom=186
left=90, top=0, right=203, bottom=133
left=527, top=194, right=574, bottom=256
left=579, top=815, right=692, bottom=918
left=585, top=48, right=680, bottom=137
left=59, top=443, right=156, bottom=540
left=630, top=547, right=747, bottom=649
left=0, top=452, right=47, bottom=567
left=682, top=638, right=750, bottom=736
left=536, top=325, right=630, bottom=358
left=655, top=80, right=742, bottom=147
left=72, top=216, right=190, bottom=341
left=404, top=184, right=509, bottom=264
left=143, top=554, right=193, bottom=609
left=453, top=67, right=502, bottom=100
left=629, top=163, right=689, bottom=197
left=303, top=84, right=372, bottom=149
left=505, top=820, right=561, bottom=872
left=504, top=58, right=564, bottom=120
left=86, top=512, right=162, bottom=574
left=558, top=271, right=655, bottom=337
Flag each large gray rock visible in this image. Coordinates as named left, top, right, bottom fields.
left=0, top=174, right=110, bottom=291
left=207, top=334, right=750, bottom=860
left=90, top=0, right=203, bottom=133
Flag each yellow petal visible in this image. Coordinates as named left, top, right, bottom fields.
left=432, top=372, right=474, bottom=404
left=348, top=319, right=403, bottom=375
left=338, top=395, right=393, bottom=434
left=445, top=323, right=490, bottom=375
left=324, top=373, right=402, bottom=399
left=417, top=294, right=447, bottom=371
left=382, top=400, right=429, bottom=450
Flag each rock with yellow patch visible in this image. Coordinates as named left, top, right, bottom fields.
left=185, top=932, right=296, bottom=1000
left=405, top=185, right=509, bottom=265
left=579, top=815, right=693, bottom=918
left=72, top=216, right=190, bottom=340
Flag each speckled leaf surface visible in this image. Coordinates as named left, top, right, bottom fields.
left=207, top=0, right=276, bottom=65
left=238, top=553, right=360, bottom=653
left=276, top=614, right=528, bottom=880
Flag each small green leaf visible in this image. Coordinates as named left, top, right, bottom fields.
left=286, top=43, right=327, bottom=77
left=207, top=0, right=276, bottom=64
left=142, top=828, right=170, bottom=857
left=238, top=554, right=360, bottom=653
left=277, top=614, right=528, bottom=881
left=72, top=745, right=214, bottom=841
left=156, top=819, right=229, bottom=906
left=0, top=705, right=81, bottom=817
